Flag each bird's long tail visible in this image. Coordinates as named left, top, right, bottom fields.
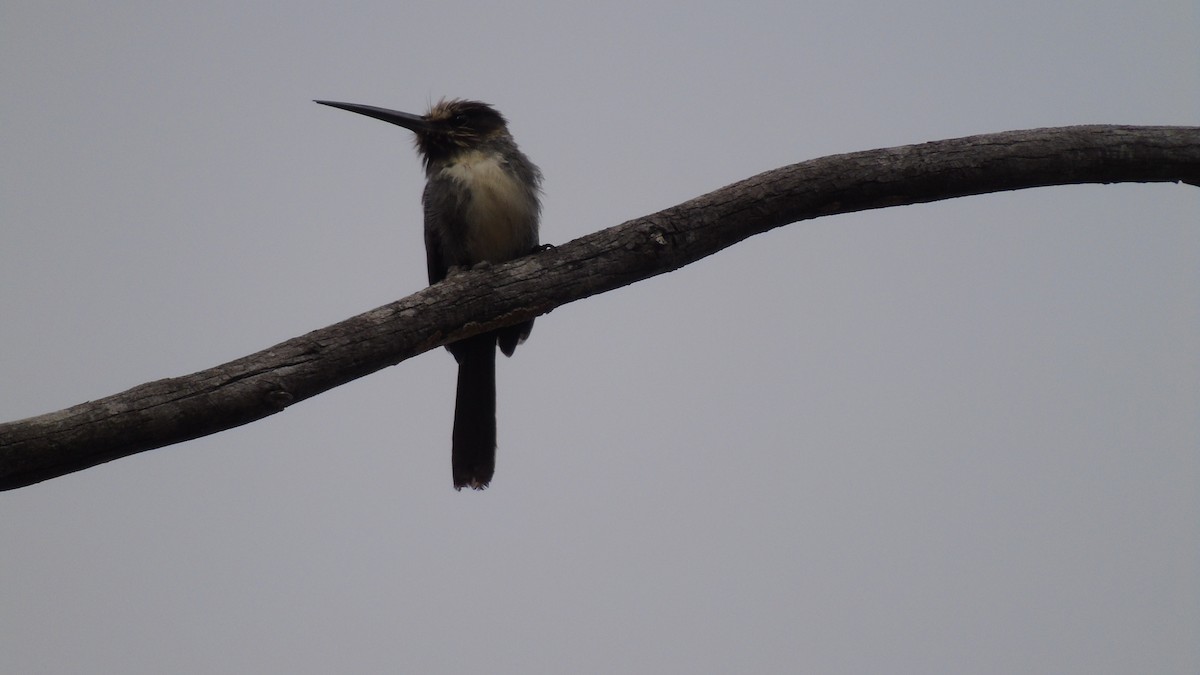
left=451, top=334, right=497, bottom=490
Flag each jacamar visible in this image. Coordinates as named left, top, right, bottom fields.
left=316, top=98, right=542, bottom=490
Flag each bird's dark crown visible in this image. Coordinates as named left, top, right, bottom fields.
left=414, top=98, right=510, bottom=162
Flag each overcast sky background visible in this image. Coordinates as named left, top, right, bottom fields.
left=2, top=2, right=1197, bottom=673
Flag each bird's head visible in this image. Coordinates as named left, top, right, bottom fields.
left=315, top=98, right=510, bottom=168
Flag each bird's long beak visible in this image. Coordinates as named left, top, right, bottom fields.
left=314, top=100, right=430, bottom=133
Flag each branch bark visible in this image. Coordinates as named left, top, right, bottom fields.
left=3, top=125, right=1197, bottom=490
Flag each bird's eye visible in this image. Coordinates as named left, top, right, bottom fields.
left=453, top=113, right=468, bottom=124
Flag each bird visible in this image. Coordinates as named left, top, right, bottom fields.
left=315, top=98, right=542, bottom=490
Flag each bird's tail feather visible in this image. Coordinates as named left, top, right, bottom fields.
left=451, top=334, right=497, bottom=490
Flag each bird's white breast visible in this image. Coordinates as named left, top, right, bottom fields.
left=439, top=150, right=536, bottom=262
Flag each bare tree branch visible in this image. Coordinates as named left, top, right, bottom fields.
left=3, top=125, right=1197, bottom=490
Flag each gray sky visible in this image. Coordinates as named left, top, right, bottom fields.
left=2, top=2, right=1197, bottom=673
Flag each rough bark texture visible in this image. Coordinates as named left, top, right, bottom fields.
left=2, top=125, right=1197, bottom=490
